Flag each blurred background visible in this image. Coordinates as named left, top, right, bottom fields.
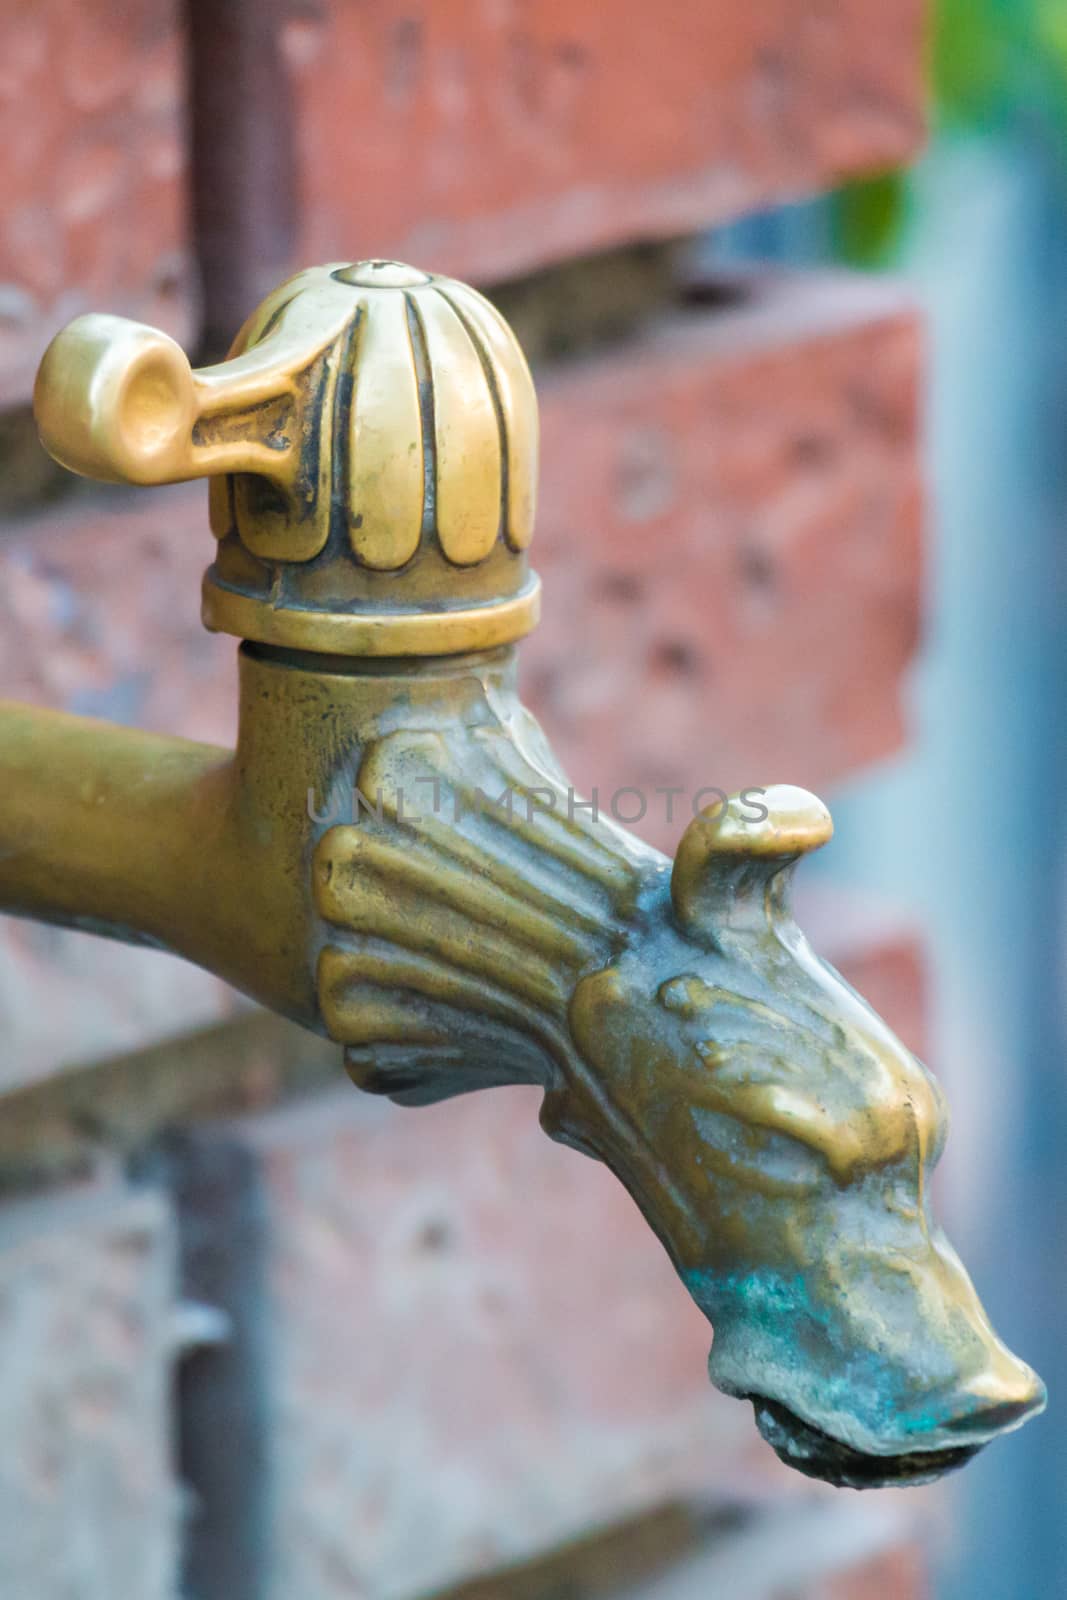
left=0, top=2, right=1063, bottom=1597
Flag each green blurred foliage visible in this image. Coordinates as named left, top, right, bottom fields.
left=935, top=0, right=1020, bottom=127
left=832, top=174, right=911, bottom=266
left=834, top=0, right=1067, bottom=264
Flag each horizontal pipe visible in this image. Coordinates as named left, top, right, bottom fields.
left=0, top=701, right=233, bottom=953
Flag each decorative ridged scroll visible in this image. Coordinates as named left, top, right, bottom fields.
left=312, top=711, right=634, bottom=1102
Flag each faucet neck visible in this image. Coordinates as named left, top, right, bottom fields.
left=0, top=644, right=665, bottom=1085
left=238, top=642, right=663, bottom=1102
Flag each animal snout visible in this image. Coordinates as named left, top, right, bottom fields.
left=928, top=1357, right=1047, bottom=1446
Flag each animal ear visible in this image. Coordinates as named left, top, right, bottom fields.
left=671, top=785, right=832, bottom=936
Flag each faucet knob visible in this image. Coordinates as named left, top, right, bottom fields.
left=33, top=261, right=540, bottom=656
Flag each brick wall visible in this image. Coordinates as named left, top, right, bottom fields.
left=0, top=4, right=932, bottom=1596
left=0, top=0, right=192, bottom=407
left=0, top=1186, right=177, bottom=1597
left=186, top=0, right=925, bottom=343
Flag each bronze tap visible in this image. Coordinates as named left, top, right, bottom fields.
left=12, top=258, right=1044, bottom=1487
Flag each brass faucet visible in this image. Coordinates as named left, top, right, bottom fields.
left=12, top=259, right=1044, bottom=1487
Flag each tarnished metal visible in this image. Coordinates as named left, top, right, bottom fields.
left=34, top=261, right=540, bottom=657
left=10, top=261, right=1045, bottom=1487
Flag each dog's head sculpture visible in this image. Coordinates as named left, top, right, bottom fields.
left=566, top=786, right=1044, bottom=1486
left=313, top=700, right=1045, bottom=1489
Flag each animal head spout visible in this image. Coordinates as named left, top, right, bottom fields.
left=566, top=786, right=1045, bottom=1488
left=29, top=270, right=1045, bottom=1492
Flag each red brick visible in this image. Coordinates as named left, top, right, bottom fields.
left=811, top=1543, right=928, bottom=1600
left=434, top=1499, right=928, bottom=1599
left=0, top=1185, right=177, bottom=1598
left=0, top=0, right=192, bottom=405
left=526, top=271, right=923, bottom=852
left=0, top=486, right=241, bottom=1091
left=171, top=1089, right=788, bottom=1600
left=651, top=1500, right=926, bottom=1600
left=801, top=884, right=927, bottom=1060
left=0, top=486, right=233, bottom=743
left=190, top=0, right=925, bottom=324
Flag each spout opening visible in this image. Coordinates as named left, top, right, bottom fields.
left=748, top=1395, right=982, bottom=1490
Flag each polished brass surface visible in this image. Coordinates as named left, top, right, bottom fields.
left=8, top=262, right=1045, bottom=1487
left=34, top=262, right=539, bottom=656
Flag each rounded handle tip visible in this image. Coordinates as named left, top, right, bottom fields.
left=34, top=314, right=197, bottom=486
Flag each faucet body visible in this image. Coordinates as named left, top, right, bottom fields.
left=10, top=259, right=1044, bottom=1489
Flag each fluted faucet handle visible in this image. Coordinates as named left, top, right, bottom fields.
left=34, top=303, right=330, bottom=490
left=33, top=261, right=541, bottom=657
